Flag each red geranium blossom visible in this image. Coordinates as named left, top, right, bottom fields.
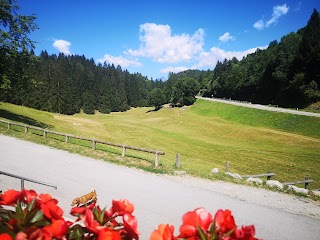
left=27, top=228, right=44, bottom=240
left=21, top=189, right=37, bottom=204
left=37, top=193, right=55, bottom=204
left=178, top=208, right=213, bottom=238
left=40, top=199, right=64, bottom=220
left=123, top=213, right=140, bottom=239
left=98, top=228, right=121, bottom=240
left=0, top=190, right=22, bottom=205
left=0, top=233, right=13, bottom=240
left=81, top=208, right=101, bottom=234
left=112, top=199, right=134, bottom=215
left=215, top=209, right=237, bottom=235
left=150, top=224, right=176, bottom=240
left=43, top=219, right=68, bottom=239
left=233, top=225, right=257, bottom=240
left=70, top=205, right=87, bottom=216
left=0, top=188, right=259, bottom=240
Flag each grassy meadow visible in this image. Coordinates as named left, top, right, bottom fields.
left=1, top=99, right=320, bottom=190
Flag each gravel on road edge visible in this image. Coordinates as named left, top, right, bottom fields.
left=162, top=174, right=320, bottom=220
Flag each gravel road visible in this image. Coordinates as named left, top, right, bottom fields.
left=196, top=96, right=320, bottom=117
left=1, top=134, right=320, bottom=239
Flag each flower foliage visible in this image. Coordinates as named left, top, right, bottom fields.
left=150, top=208, right=259, bottom=240
left=0, top=189, right=259, bottom=240
left=0, top=189, right=139, bottom=239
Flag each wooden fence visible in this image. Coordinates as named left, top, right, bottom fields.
left=226, top=161, right=316, bottom=190
left=283, top=177, right=314, bottom=189
left=0, top=119, right=165, bottom=167
left=242, top=171, right=276, bottom=181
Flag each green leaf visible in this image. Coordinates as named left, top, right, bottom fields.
left=209, top=217, right=216, bottom=240
left=32, top=219, right=51, bottom=228
left=68, top=225, right=85, bottom=240
left=98, top=207, right=106, bottom=224
left=223, top=228, right=235, bottom=237
left=26, top=198, right=36, bottom=212
left=197, top=226, right=208, bottom=240
left=15, top=201, right=23, bottom=216
left=0, top=208, right=15, bottom=221
left=30, top=210, right=43, bottom=223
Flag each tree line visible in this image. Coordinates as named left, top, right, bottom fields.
left=202, top=9, right=320, bottom=108
left=1, top=0, right=319, bottom=115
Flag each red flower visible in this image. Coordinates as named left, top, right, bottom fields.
left=70, top=205, right=87, bottom=216
left=233, top=225, right=257, bottom=240
left=104, top=207, right=114, bottom=219
left=28, top=229, right=44, bottom=240
left=43, top=219, right=68, bottom=239
left=21, top=189, right=37, bottom=204
left=123, top=213, right=140, bottom=239
left=41, top=199, right=64, bottom=220
left=15, top=232, right=28, bottom=240
left=98, top=228, right=121, bottom=240
left=215, top=209, right=237, bottom=235
left=0, top=190, right=22, bottom=205
left=178, top=208, right=213, bottom=238
left=0, top=233, right=13, bottom=240
left=81, top=208, right=100, bottom=234
left=38, top=193, right=55, bottom=204
left=150, top=224, right=176, bottom=240
left=112, top=199, right=134, bottom=215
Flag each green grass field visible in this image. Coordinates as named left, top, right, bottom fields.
left=1, top=99, right=320, bottom=191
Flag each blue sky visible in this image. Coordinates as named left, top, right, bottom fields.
left=18, top=0, right=319, bottom=80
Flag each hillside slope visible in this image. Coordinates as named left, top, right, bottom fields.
left=1, top=100, right=319, bottom=188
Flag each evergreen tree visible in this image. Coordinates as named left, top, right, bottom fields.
left=294, top=9, right=320, bottom=105
left=0, top=0, right=38, bottom=103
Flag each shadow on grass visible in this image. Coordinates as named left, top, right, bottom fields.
left=0, top=109, right=51, bottom=129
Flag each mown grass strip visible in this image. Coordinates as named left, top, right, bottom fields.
left=192, top=99, right=320, bottom=138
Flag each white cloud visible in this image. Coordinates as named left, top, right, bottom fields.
left=160, top=66, right=191, bottom=74
left=253, top=20, right=265, bottom=30
left=53, top=39, right=71, bottom=55
left=126, top=23, right=205, bottom=63
left=266, top=4, right=289, bottom=27
left=253, top=4, right=289, bottom=30
left=193, top=46, right=268, bottom=69
left=218, top=32, right=234, bottom=42
left=96, top=54, right=142, bottom=68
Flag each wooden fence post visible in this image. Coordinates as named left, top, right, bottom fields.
left=0, top=119, right=165, bottom=164
left=225, top=161, right=229, bottom=173
left=122, top=145, right=126, bottom=157
left=155, top=151, right=159, bottom=167
left=305, top=176, right=309, bottom=189
left=176, top=153, right=180, bottom=168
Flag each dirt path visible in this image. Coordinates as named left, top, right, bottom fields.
left=1, top=134, right=320, bottom=240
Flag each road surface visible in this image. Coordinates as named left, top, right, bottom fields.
left=196, top=96, right=320, bottom=117
left=1, top=134, right=320, bottom=239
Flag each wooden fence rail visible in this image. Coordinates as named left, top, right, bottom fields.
left=0, top=119, right=164, bottom=167
left=283, top=177, right=313, bottom=189
left=242, top=171, right=276, bottom=181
